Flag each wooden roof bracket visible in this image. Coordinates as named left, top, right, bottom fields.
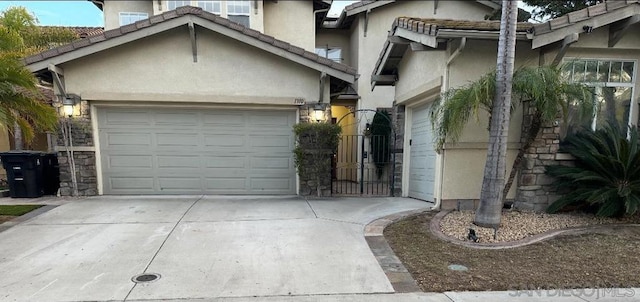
left=189, top=21, right=198, bottom=63
left=364, top=9, right=371, bottom=37
left=48, top=64, right=66, bottom=96
left=552, top=33, right=579, bottom=66
left=609, top=15, right=640, bottom=48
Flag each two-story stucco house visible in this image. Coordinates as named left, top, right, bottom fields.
left=25, top=0, right=358, bottom=196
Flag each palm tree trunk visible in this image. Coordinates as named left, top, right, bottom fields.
left=503, top=111, right=543, bottom=200
left=474, top=0, right=518, bottom=229
left=13, top=122, right=23, bottom=150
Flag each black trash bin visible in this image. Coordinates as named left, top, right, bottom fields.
left=41, top=153, right=60, bottom=195
left=0, top=151, right=44, bottom=198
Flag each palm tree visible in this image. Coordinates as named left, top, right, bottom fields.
left=432, top=66, right=594, bottom=207
left=0, top=7, right=77, bottom=148
left=475, top=0, right=519, bottom=229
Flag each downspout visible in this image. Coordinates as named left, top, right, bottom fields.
left=314, top=7, right=330, bottom=30
left=436, top=37, right=466, bottom=210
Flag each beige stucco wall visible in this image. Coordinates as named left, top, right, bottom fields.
left=263, top=1, right=314, bottom=51
left=395, top=50, right=446, bottom=101
left=103, top=0, right=154, bottom=30
left=61, top=26, right=321, bottom=105
left=316, top=29, right=351, bottom=66
left=353, top=1, right=494, bottom=111
left=395, top=37, right=540, bottom=201
left=0, top=129, right=10, bottom=179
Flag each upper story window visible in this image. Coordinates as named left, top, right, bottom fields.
left=197, top=1, right=221, bottom=14
left=167, top=1, right=191, bottom=10
left=564, top=59, right=637, bottom=131
left=315, top=47, right=342, bottom=63
left=166, top=0, right=248, bottom=26
left=226, top=1, right=251, bottom=27
left=119, top=12, right=149, bottom=26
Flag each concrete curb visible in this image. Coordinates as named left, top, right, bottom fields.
left=364, top=208, right=430, bottom=294
left=0, top=204, right=58, bottom=233
left=430, top=210, right=640, bottom=250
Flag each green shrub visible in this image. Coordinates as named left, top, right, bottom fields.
left=293, top=122, right=341, bottom=196
left=370, top=110, right=392, bottom=179
left=546, top=123, right=640, bottom=217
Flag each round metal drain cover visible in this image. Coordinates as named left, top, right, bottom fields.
left=132, top=273, right=161, bottom=283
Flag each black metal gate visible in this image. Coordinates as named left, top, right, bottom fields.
left=331, top=109, right=396, bottom=196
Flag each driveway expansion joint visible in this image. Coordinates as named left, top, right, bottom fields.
left=363, top=208, right=430, bottom=293
left=431, top=210, right=640, bottom=249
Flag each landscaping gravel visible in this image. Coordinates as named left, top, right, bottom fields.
left=440, top=210, right=640, bottom=243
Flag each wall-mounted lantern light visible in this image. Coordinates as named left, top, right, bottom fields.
left=59, top=94, right=81, bottom=117
left=314, top=103, right=326, bottom=122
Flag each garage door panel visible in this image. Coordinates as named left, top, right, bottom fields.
left=105, top=133, right=152, bottom=147
left=158, top=178, right=202, bottom=190
left=155, top=112, right=199, bottom=126
left=107, top=155, right=153, bottom=169
left=202, top=113, right=246, bottom=126
left=203, top=156, right=247, bottom=169
left=204, top=178, right=247, bottom=190
left=110, top=177, right=155, bottom=190
left=250, top=177, right=292, bottom=191
left=251, top=157, right=291, bottom=169
left=408, top=103, right=437, bottom=201
left=99, top=107, right=296, bottom=195
left=103, top=110, right=152, bottom=126
left=156, top=156, right=201, bottom=168
left=203, top=135, right=246, bottom=147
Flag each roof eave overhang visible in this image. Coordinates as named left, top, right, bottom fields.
left=26, top=15, right=356, bottom=84
left=531, top=3, right=640, bottom=49
left=372, top=28, right=530, bottom=88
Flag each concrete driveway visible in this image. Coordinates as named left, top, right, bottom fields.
left=0, top=196, right=432, bottom=302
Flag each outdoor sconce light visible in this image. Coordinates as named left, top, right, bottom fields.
left=60, top=94, right=81, bottom=117
left=314, top=103, right=326, bottom=122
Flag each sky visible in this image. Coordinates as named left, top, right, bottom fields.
left=0, top=1, right=532, bottom=27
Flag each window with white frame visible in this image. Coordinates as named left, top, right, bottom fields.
left=226, top=1, right=251, bottom=27
left=166, top=0, right=248, bottom=26
left=119, top=12, right=149, bottom=26
left=197, top=0, right=221, bottom=14
left=315, top=47, right=342, bottom=63
left=564, top=59, right=637, bottom=131
left=167, top=0, right=191, bottom=10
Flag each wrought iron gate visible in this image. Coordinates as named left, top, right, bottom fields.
left=331, top=109, right=396, bottom=196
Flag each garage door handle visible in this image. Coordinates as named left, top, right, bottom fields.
left=409, top=139, right=412, bottom=146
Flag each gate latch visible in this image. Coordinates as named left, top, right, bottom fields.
left=363, top=151, right=368, bottom=159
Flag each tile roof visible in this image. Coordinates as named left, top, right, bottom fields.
left=24, top=6, right=357, bottom=76
left=393, top=17, right=533, bottom=34
left=38, top=26, right=104, bottom=38
left=532, top=0, right=639, bottom=35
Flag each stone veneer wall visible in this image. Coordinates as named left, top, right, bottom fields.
left=56, top=100, right=98, bottom=196
left=385, top=105, right=404, bottom=196
left=515, top=101, right=574, bottom=212
left=297, top=103, right=332, bottom=197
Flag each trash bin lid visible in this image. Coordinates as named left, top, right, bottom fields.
left=0, top=150, right=44, bottom=156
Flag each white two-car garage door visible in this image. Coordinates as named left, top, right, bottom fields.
left=97, top=107, right=296, bottom=195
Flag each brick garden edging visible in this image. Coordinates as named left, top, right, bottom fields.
left=364, top=208, right=429, bottom=293
left=430, top=210, right=640, bottom=250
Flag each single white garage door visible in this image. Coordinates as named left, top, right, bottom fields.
left=97, top=107, right=296, bottom=195
left=408, top=103, right=437, bottom=201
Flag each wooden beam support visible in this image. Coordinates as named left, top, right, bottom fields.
left=387, top=35, right=411, bottom=44
left=371, top=74, right=397, bottom=83
left=189, top=22, right=198, bottom=62
left=410, top=42, right=432, bottom=51
left=48, top=64, right=66, bottom=96
left=551, top=33, right=579, bottom=66
left=609, top=14, right=640, bottom=48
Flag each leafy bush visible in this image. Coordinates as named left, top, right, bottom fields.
left=546, top=123, right=640, bottom=217
left=370, top=110, right=392, bottom=179
left=293, top=122, right=341, bottom=196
